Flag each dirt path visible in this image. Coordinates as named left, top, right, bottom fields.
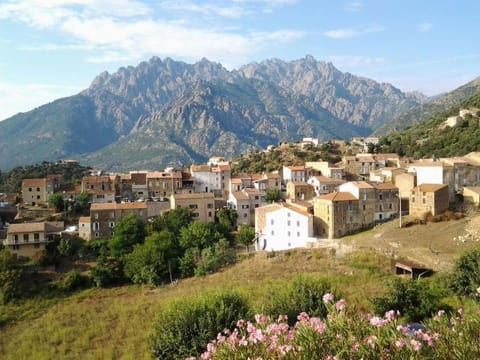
left=340, top=213, right=480, bottom=272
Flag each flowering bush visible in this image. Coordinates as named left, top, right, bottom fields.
left=192, top=294, right=480, bottom=360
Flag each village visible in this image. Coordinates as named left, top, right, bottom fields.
left=3, top=134, right=480, bottom=262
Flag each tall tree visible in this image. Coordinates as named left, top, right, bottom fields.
left=109, top=214, right=146, bottom=258
left=236, top=224, right=256, bottom=252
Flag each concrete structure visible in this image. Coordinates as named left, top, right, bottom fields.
left=171, top=192, right=215, bottom=223
left=286, top=181, right=315, bottom=202
left=306, top=161, right=345, bottom=180
left=463, top=186, right=480, bottom=207
left=229, top=191, right=251, bottom=225
left=22, top=178, right=49, bottom=206
left=4, top=221, right=64, bottom=258
left=253, top=172, right=282, bottom=194
left=338, top=181, right=375, bottom=227
left=282, top=165, right=314, bottom=184
left=147, top=170, right=183, bottom=198
left=307, top=175, right=345, bottom=196
left=78, top=216, right=91, bottom=241
left=191, top=164, right=231, bottom=198
left=89, top=203, right=147, bottom=240
left=130, top=171, right=148, bottom=200
left=255, top=203, right=316, bottom=252
left=81, top=175, right=115, bottom=204
left=369, top=167, right=406, bottom=183
left=409, top=184, right=449, bottom=217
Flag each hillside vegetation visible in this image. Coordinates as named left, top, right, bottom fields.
left=379, top=92, right=480, bottom=158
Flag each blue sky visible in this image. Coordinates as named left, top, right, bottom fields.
left=0, top=0, right=479, bottom=120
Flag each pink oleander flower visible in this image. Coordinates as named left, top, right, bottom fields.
left=309, top=317, right=327, bottom=334
left=255, top=314, right=270, bottom=325
left=236, top=319, right=245, bottom=328
left=186, top=357, right=196, bottom=360
left=277, top=314, right=288, bottom=322
left=364, top=335, right=377, bottom=349
left=297, top=312, right=310, bottom=322
left=201, top=350, right=211, bottom=360
left=323, top=293, right=335, bottom=303
left=385, top=310, right=398, bottom=322
left=434, top=310, right=446, bottom=321
left=421, top=332, right=433, bottom=346
left=410, top=339, right=422, bottom=351
left=395, top=338, right=407, bottom=349
left=370, top=316, right=388, bottom=327
left=335, top=299, right=347, bottom=311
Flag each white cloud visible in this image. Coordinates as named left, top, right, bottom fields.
left=159, top=1, right=247, bottom=19
left=418, top=22, right=433, bottom=32
left=0, top=82, right=83, bottom=121
left=324, top=24, right=384, bottom=40
left=0, top=0, right=304, bottom=69
left=344, top=1, right=362, bottom=12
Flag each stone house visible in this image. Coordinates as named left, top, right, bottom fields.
left=313, top=192, right=362, bottom=239
left=409, top=184, right=449, bottom=217
left=338, top=181, right=376, bottom=227
left=147, top=170, right=183, bottom=198
left=89, top=203, right=147, bottom=240
left=282, top=165, right=315, bottom=184
left=463, top=186, right=480, bottom=208
left=371, top=182, right=399, bottom=222
left=305, top=161, right=345, bottom=180
left=22, top=178, right=49, bottom=206
left=81, top=175, right=115, bottom=203
left=170, top=192, right=215, bottom=223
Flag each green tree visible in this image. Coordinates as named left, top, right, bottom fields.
left=179, top=222, right=222, bottom=251
left=449, top=247, right=480, bottom=299
left=91, top=250, right=126, bottom=287
left=0, top=250, right=22, bottom=304
left=265, top=188, right=282, bottom=203
left=73, top=192, right=91, bottom=215
left=151, top=207, right=194, bottom=236
left=236, top=224, right=256, bottom=252
left=123, top=230, right=178, bottom=286
left=109, top=214, right=146, bottom=258
left=48, top=193, right=64, bottom=212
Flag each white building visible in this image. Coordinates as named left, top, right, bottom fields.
left=255, top=203, right=316, bottom=252
left=307, top=175, right=345, bottom=196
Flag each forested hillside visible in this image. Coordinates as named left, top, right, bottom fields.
left=379, top=93, right=480, bottom=158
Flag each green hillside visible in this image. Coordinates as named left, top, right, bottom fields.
left=379, top=92, right=480, bottom=158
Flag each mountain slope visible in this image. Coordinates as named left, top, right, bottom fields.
left=378, top=92, right=480, bottom=158
left=0, top=56, right=424, bottom=171
left=375, top=76, right=480, bottom=135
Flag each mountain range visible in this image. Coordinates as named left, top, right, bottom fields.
left=0, top=56, right=432, bottom=171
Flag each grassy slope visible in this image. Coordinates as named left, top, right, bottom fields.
left=1, top=214, right=479, bottom=359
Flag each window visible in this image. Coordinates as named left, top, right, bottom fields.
left=28, top=187, right=32, bottom=191
left=243, top=213, right=248, bottom=218
left=34, top=233, right=40, bottom=241
left=271, top=230, right=274, bottom=235
left=36, top=195, right=40, bottom=200
left=93, top=222, right=99, bottom=231
left=189, top=204, right=198, bottom=209
left=12, top=245, right=20, bottom=250
left=288, top=231, right=291, bottom=236
left=207, top=203, right=213, bottom=209
left=362, top=204, right=366, bottom=211
left=94, top=213, right=99, bottom=219
left=13, top=234, right=18, bottom=242
left=36, top=187, right=40, bottom=191
left=349, top=215, right=353, bottom=223
left=287, top=220, right=291, bottom=226
left=193, top=212, right=199, bottom=218
left=34, top=243, right=40, bottom=249
left=379, top=193, right=383, bottom=200
left=23, top=234, right=29, bottom=242
left=270, top=219, right=274, bottom=225
left=109, top=221, right=115, bottom=228
left=297, top=232, right=300, bottom=237
left=297, top=221, right=300, bottom=226
left=208, top=211, right=212, bottom=217
left=95, top=232, right=100, bottom=238
left=388, top=203, right=392, bottom=209
left=287, top=212, right=291, bottom=217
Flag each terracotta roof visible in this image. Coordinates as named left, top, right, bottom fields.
left=282, top=203, right=313, bottom=217
left=346, top=181, right=374, bottom=189
left=409, top=160, right=448, bottom=167
left=90, top=203, right=147, bottom=210
left=371, top=182, right=398, bottom=190
left=317, top=192, right=357, bottom=202
left=172, top=192, right=215, bottom=200
left=213, top=164, right=231, bottom=172
left=22, top=178, right=46, bottom=187
left=82, top=176, right=112, bottom=183
left=191, top=164, right=211, bottom=172
left=79, top=217, right=91, bottom=223
left=286, top=165, right=305, bottom=171
left=8, top=222, right=46, bottom=233
left=414, top=184, right=448, bottom=192
left=231, top=178, right=243, bottom=184
left=311, top=175, right=345, bottom=183
left=231, top=191, right=249, bottom=200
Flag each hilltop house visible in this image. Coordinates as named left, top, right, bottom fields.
left=255, top=203, right=316, bottom=252
left=409, top=183, right=449, bottom=217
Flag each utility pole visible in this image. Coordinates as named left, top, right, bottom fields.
left=398, top=193, right=402, bottom=228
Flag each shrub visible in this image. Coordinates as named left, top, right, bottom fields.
left=263, top=275, right=337, bottom=326
left=449, top=247, right=480, bottom=299
left=149, top=291, right=251, bottom=360
left=372, top=278, right=447, bottom=322
left=57, top=270, right=91, bottom=292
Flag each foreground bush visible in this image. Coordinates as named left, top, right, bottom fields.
left=149, top=291, right=250, bottom=360
left=195, top=294, right=480, bottom=360
left=263, top=275, right=337, bottom=326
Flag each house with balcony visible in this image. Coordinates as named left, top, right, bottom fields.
left=4, top=221, right=64, bottom=258
left=286, top=181, right=315, bottom=202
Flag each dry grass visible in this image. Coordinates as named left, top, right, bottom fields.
left=2, top=214, right=478, bottom=359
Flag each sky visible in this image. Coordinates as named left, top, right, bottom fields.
left=0, top=0, right=479, bottom=121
